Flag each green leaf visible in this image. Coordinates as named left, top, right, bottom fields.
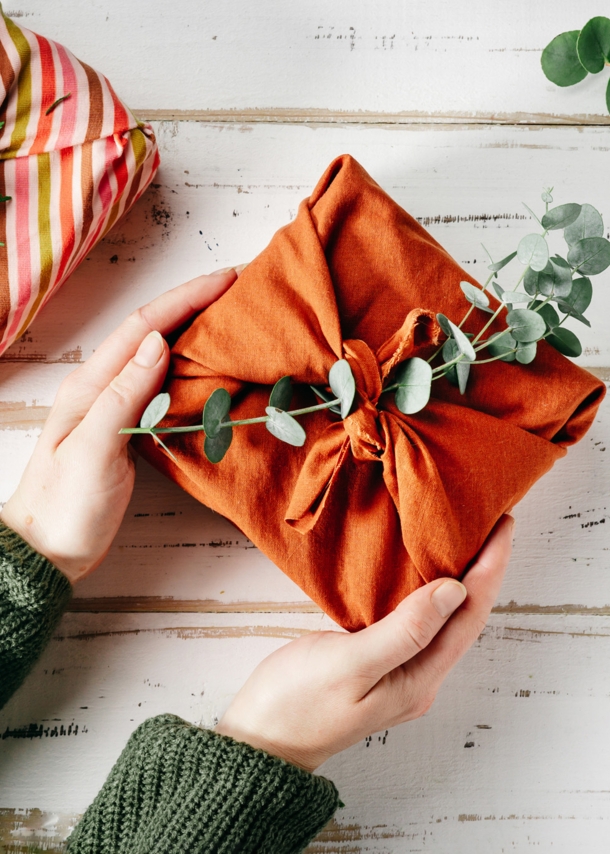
left=395, top=357, right=433, bottom=415
left=529, top=300, right=560, bottom=331
left=436, top=313, right=453, bottom=337
left=460, top=280, right=491, bottom=309
left=523, top=266, right=541, bottom=297
left=507, top=308, right=547, bottom=343
left=547, top=327, right=583, bottom=357
left=567, top=236, right=610, bottom=275
left=203, top=388, right=231, bottom=438
left=488, top=251, right=518, bottom=273
left=537, top=257, right=573, bottom=298
left=487, top=331, right=517, bottom=362
left=541, top=203, right=581, bottom=230
left=516, top=341, right=537, bottom=365
left=456, top=360, right=470, bottom=394
left=309, top=384, right=342, bottom=415
left=442, top=338, right=459, bottom=364
left=140, top=392, right=171, bottom=429
left=517, top=233, right=549, bottom=272
left=564, top=204, right=604, bottom=246
left=204, top=422, right=233, bottom=463
left=541, top=31, right=588, bottom=86
left=328, top=359, right=356, bottom=419
left=556, top=276, right=593, bottom=315
left=265, top=407, right=307, bottom=446
left=541, top=188, right=553, bottom=204
left=269, top=375, right=293, bottom=410
left=577, top=17, right=610, bottom=74
left=492, top=281, right=505, bottom=301
left=447, top=318, right=476, bottom=361
left=501, top=291, right=530, bottom=304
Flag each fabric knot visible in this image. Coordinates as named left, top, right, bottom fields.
left=342, top=339, right=385, bottom=461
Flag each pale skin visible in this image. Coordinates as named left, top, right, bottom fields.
left=0, top=267, right=514, bottom=774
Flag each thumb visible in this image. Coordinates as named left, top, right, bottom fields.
left=347, top=577, right=468, bottom=690
left=73, top=330, right=169, bottom=460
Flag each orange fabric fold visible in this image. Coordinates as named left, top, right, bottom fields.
left=136, top=155, right=606, bottom=631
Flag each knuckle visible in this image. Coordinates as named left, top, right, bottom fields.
left=399, top=612, right=437, bottom=653
left=109, top=371, right=139, bottom=404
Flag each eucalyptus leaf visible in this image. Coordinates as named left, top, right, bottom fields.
left=523, top=266, right=540, bottom=297
left=488, top=251, right=517, bottom=273
left=567, top=237, right=610, bottom=275
left=447, top=319, right=476, bottom=361
left=140, top=392, right=171, bottom=429
left=541, top=189, right=553, bottom=204
left=556, top=276, right=593, bottom=316
left=487, top=331, right=517, bottom=362
left=517, top=233, right=550, bottom=272
left=541, top=203, right=581, bottom=230
left=577, top=17, right=610, bottom=74
left=501, top=291, right=530, bottom=304
left=265, top=407, right=307, bottom=447
left=436, top=313, right=453, bottom=337
left=203, top=388, right=231, bottom=438
left=541, top=31, right=588, bottom=87
left=563, top=203, right=604, bottom=246
left=516, top=341, right=537, bottom=365
left=204, top=422, right=233, bottom=464
left=269, top=375, right=293, bottom=410
left=442, top=338, right=459, bottom=364
left=507, top=308, right=547, bottom=343
left=309, top=384, right=342, bottom=415
left=395, top=357, right=433, bottom=415
left=492, top=281, right=505, bottom=301
left=460, top=280, right=491, bottom=309
left=537, top=257, right=573, bottom=297
left=456, top=360, right=470, bottom=395
left=547, top=327, right=583, bottom=357
left=328, top=359, right=356, bottom=419
left=529, top=300, right=560, bottom=331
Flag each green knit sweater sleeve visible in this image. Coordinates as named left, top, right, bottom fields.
left=0, top=520, right=72, bottom=709
left=67, top=713, right=340, bottom=854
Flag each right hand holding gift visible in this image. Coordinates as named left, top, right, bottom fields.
left=217, top=514, right=513, bottom=771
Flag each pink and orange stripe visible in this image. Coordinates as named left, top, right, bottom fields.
left=0, top=8, right=159, bottom=355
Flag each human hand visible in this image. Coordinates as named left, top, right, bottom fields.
left=216, top=515, right=514, bottom=772
left=0, top=268, right=238, bottom=584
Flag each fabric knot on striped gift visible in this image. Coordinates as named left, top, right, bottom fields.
left=0, top=7, right=159, bottom=356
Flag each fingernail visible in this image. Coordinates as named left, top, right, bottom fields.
left=134, top=331, right=164, bottom=368
left=210, top=266, right=236, bottom=276
left=431, top=580, right=467, bottom=618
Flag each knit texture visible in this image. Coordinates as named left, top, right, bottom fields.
left=66, top=713, right=340, bottom=854
left=0, top=519, right=72, bottom=709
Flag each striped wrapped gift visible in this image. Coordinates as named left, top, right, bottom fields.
left=0, top=7, right=160, bottom=356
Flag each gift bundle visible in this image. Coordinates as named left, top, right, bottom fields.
left=129, top=155, right=605, bottom=631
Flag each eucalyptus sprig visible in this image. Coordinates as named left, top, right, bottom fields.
left=541, top=17, right=610, bottom=113
left=120, top=359, right=357, bottom=463
left=123, top=189, right=606, bottom=463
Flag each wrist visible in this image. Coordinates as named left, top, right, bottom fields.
left=0, top=500, right=83, bottom=585
left=214, top=718, right=322, bottom=773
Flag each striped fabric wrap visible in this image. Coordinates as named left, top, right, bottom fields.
left=0, top=7, right=160, bottom=356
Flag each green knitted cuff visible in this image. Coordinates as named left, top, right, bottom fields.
left=0, top=520, right=72, bottom=709
left=67, top=713, right=341, bottom=854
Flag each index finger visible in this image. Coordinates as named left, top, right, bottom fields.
left=45, top=268, right=238, bottom=439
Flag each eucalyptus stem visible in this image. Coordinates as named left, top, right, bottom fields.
left=120, top=396, right=342, bottom=436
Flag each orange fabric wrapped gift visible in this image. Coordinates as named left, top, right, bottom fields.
left=137, top=155, right=606, bottom=631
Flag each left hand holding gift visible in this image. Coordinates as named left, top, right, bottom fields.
left=216, top=515, right=513, bottom=772
left=0, top=268, right=238, bottom=584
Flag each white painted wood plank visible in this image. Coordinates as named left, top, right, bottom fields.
left=2, top=123, right=608, bottom=367
left=9, top=1, right=610, bottom=119
left=1, top=612, right=610, bottom=851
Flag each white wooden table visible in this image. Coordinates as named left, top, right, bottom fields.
left=1, top=2, right=610, bottom=850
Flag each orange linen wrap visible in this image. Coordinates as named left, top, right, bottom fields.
left=137, top=155, right=606, bottom=631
